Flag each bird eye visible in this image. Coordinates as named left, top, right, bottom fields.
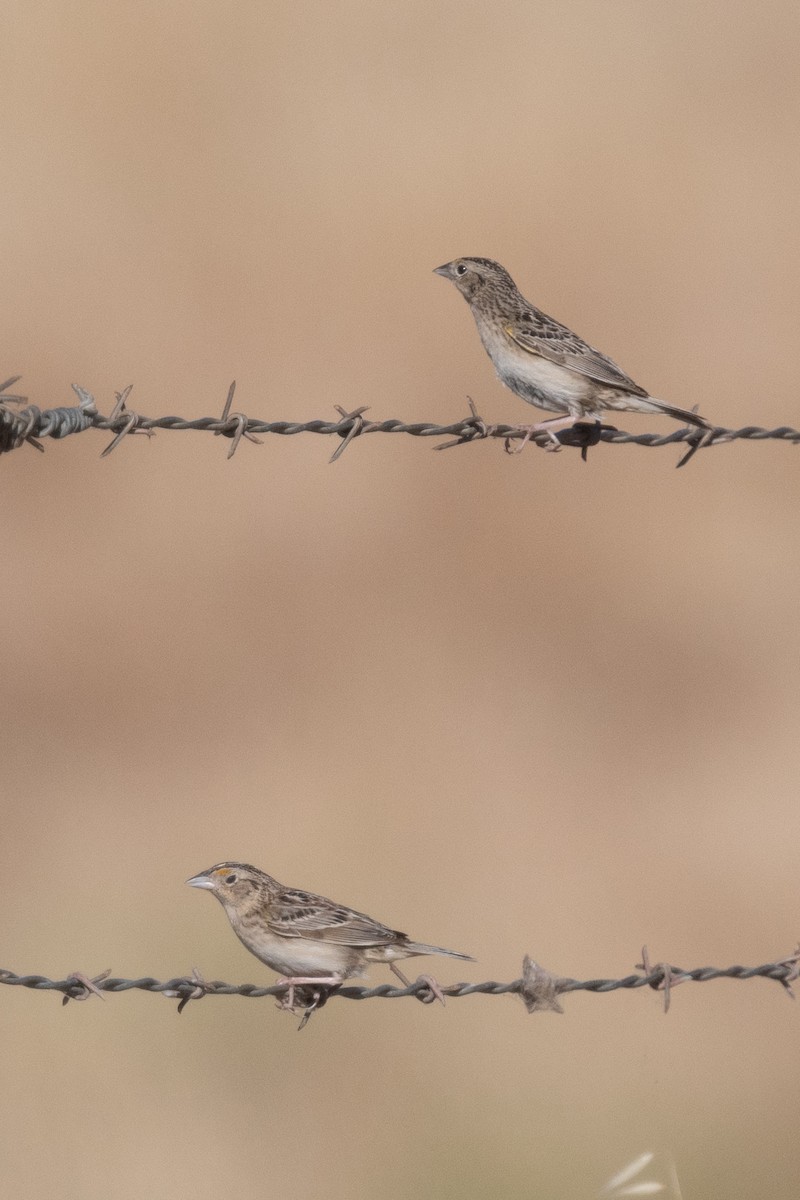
left=225, top=874, right=238, bottom=885
left=455, top=263, right=467, bottom=276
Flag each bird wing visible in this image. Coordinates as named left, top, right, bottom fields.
left=504, top=312, right=649, bottom=396
left=267, top=887, right=401, bottom=947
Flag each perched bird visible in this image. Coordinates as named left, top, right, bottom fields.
left=187, top=862, right=474, bottom=1012
left=434, top=257, right=711, bottom=449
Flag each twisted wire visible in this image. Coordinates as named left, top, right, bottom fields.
left=1, top=379, right=797, bottom=463
left=2, top=951, right=797, bottom=1016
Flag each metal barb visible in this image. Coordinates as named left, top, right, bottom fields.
left=213, top=382, right=265, bottom=457
left=62, top=969, right=111, bottom=1005
left=101, top=387, right=154, bottom=457
left=434, top=397, right=493, bottom=450
left=163, top=967, right=210, bottom=1014
left=101, top=411, right=142, bottom=457
left=329, top=405, right=371, bottom=462
left=223, top=413, right=263, bottom=458
left=70, top=385, right=99, bottom=416
left=676, top=424, right=716, bottom=468
left=774, top=944, right=800, bottom=998
left=112, top=386, right=134, bottom=418
left=219, top=381, right=237, bottom=424
left=636, top=946, right=691, bottom=1013
left=0, top=375, right=26, bottom=403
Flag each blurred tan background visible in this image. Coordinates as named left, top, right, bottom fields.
left=2, top=2, right=800, bottom=1197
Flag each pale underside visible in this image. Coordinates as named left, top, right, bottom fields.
left=474, top=311, right=665, bottom=418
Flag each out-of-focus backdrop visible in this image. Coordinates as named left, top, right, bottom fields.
left=2, top=3, right=799, bottom=1198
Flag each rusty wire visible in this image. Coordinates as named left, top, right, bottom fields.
left=1, top=377, right=798, bottom=466
left=2, top=946, right=798, bottom=1028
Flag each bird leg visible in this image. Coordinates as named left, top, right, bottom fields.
left=505, top=413, right=581, bottom=455
left=274, top=974, right=342, bottom=1013
left=390, top=963, right=446, bottom=1006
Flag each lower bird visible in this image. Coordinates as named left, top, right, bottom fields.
left=187, top=862, right=473, bottom=1014
left=434, top=257, right=711, bottom=450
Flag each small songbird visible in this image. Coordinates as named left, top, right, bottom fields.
left=187, top=862, right=474, bottom=1012
left=434, top=257, right=711, bottom=449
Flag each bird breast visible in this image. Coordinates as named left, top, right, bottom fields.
left=235, top=923, right=365, bottom=977
left=477, top=321, right=593, bottom=412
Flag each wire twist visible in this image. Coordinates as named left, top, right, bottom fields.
left=3, top=946, right=797, bottom=1026
left=1, top=379, right=797, bottom=465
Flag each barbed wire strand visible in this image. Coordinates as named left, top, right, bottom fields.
left=2, top=946, right=798, bottom=1029
left=1, top=378, right=798, bottom=466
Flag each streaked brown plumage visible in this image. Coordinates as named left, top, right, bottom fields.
left=187, top=862, right=473, bottom=1012
left=434, top=257, right=711, bottom=447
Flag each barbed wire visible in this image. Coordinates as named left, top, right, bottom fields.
left=1, top=377, right=798, bottom=466
left=3, top=946, right=797, bottom=1028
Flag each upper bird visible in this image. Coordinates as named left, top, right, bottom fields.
left=434, top=257, right=710, bottom=449
left=187, top=862, right=473, bottom=1014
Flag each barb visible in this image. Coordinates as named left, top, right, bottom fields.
left=1, top=380, right=797, bottom=464
left=2, top=947, right=797, bottom=1024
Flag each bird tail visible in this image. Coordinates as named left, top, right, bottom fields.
left=403, top=941, right=475, bottom=961
left=638, top=397, right=710, bottom=429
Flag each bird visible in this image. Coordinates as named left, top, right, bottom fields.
left=434, top=257, right=711, bottom=451
left=186, top=862, right=474, bottom=1013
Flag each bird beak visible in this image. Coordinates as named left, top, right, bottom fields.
left=186, top=874, right=215, bottom=889
left=433, top=263, right=452, bottom=278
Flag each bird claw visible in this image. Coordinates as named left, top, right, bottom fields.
left=504, top=427, right=534, bottom=454
left=505, top=408, right=598, bottom=455
left=414, top=973, right=446, bottom=1006
left=275, top=979, right=300, bottom=1012
left=390, top=963, right=447, bottom=1006
left=503, top=424, right=564, bottom=455
left=274, top=976, right=341, bottom=1027
left=295, top=986, right=333, bottom=1030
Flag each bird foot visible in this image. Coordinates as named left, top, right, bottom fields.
left=275, top=975, right=342, bottom=1015
left=504, top=416, right=578, bottom=454
left=390, top=963, right=447, bottom=1006
left=415, top=973, right=447, bottom=1005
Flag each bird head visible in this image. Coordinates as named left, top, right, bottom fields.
left=433, top=257, right=514, bottom=301
left=186, top=862, right=271, bottom=909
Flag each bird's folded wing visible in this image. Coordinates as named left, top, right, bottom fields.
left=504, top=319, right=648, bottom=395
left=268, top=888, right=399, bottom=945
